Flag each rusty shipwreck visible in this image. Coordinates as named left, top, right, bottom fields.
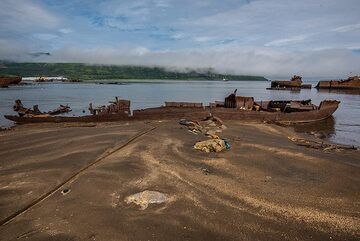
left=4, top=92, right=340, bottom=124
left=11, top=99, right=71, bottom=117
left=0, top=76, right=22, bottom=87
left=316, top=76, right=360, bottom=90
left=268, top=75, right=311, bottom=90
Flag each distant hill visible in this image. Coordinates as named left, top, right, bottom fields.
left=0, top=62, right=267, bottom=81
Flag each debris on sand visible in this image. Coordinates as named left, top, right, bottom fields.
left=203, top=116, right=226, bottom=128
left=0, top=126, right=11, bottom=131
left=125, top=190, right=168, bottom=210
left=289, top=137, right=357, bottom=152
left=179, top=116, right=226, bottom=135
left=179, top=119, right=203, bottom=133
left=264, top=176, right=272, bottom=182
left=194, top=139, right=227, bottom=153
left=180, top=116, right=230, bottom=153
left=200, top=167, right=212, bottom=175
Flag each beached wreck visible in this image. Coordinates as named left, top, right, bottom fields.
left=0, top=76, right=22, bottom=87
left=88, top=97, right=130, bottom=116
left=12, top=99, right=71, bottom=117
left=315, top=76, right=360, bottom=89
left=268, top=75, right=311, bottom=90
left=5, top=93, right=340, bottom=124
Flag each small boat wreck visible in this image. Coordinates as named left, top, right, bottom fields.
left=12, top=99, right=71, bottom=117
left=5, top=93, right=340, bottom=124
left=315, top=76, right=360, bottom=89
left=0, top=76, right=22, bottom=87
left=268, top=75, right=311, bottom=90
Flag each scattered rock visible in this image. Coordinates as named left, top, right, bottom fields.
left=264, top=176, right=272, bottom=182
left=200, top=167, right=211, bottom=175
left=125, top=190, right=168, bottom=210
left=179, top=116, right=226, bottom=136
left=61, top=188, right=71, bottom=195
left=194, top=139, right=227, bottom=153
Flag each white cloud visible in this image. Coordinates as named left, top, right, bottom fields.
left=332, top=23, right=360, bottom=33
left=32, top=33, right=59, bottom=41
left=183, top=0, right=360, bottom=49
left=0, top=0, right=60, bottom=32
left=133, top=47, right=150, bottom=56
left=265, top=35, right=307, bottom=47
left=59, top=28, right=73, bottom=34
left=154, top=0, right=171, bottom=8
left=171, top=32, right=186, bottom=40
left=194, top=36, right=213, bottom=42
left=1, top=0, right=360, bottom=78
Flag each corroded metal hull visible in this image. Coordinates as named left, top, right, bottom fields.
left=4, top=100, right=340, bottom=124
left=270, top=75, right=305, bottom=89
left=316, top=76, right=360, bottom=89
left=210, top=100, right=339, bottom=124
left=0, top=76, right=22, bottom=87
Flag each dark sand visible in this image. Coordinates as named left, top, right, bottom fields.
left=0, top=121, right=359, bottom=241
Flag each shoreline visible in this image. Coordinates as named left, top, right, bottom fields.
left=0, top=121, right=359, bottom=240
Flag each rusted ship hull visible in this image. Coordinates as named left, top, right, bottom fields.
left=268, top=75, right=312, bottom=90
left=0, top=76, right=22, bottom=87
left=270, top=80, right=302, bottom=88
left=210, top=102, right=339, bottom=123
left=316, top=76, right=360, bottom=89
left=267, top=84, right=312, bottom=90
left=4, top=100, right=339, bottom=124
left=4, top=113, right=130, bottom=124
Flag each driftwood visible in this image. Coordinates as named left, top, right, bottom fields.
left=289, top=137, right=357, bottom=151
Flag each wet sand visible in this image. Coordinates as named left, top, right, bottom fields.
left=0, top=121, right=359, bottom=241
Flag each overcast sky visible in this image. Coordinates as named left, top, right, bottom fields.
left=0, top=0, right=359, bottom=77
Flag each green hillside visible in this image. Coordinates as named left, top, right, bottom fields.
left=0, top=62, right=267, bottom=81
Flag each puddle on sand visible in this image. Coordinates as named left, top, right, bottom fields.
left=125, top=190, right=168, bottom=210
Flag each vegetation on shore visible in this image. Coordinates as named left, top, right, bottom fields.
left=0, top=62, right=267, bottom=81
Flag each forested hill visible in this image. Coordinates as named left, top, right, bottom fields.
left=0, top=62, right=267, bottom=81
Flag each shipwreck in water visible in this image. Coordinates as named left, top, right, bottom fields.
left=0, top=76, right=22, bottom=87
left=315, top=76, right=360, bottom=89
left=268, top=75, right=312, bottom=90
left=5, top=91, right=340, bottom=124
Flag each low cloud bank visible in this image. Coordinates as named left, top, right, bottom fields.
left=1, top=42, right=359, bottom=78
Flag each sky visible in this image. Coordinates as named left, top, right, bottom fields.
left=0, top=0, right=359, bottom=77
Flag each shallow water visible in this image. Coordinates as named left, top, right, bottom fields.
left=0, top=80, right=359, bottom=146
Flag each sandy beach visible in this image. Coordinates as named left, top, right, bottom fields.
left=0, top=120, right=359, bottom=241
